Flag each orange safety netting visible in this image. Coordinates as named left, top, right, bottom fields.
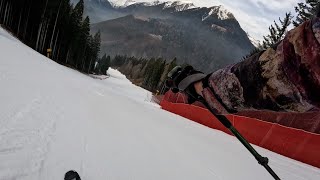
left=161, top=91, right=320, bottom=168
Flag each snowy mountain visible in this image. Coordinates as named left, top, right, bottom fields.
left=79, top=0, right=125, bottom=22
left=202, top=5, right=234, bottom=21
left=108, top=0, right=135, bottom=7
left=87, top=0, right=253, bottom=72
left=1, top=26, right=320, bottom=180
left=71, top=0, right=254, bottom=71
left=90, top=0, right=233, bottom=20
left=110, top=0, right=196, bottom=10
left=124, top=0, right=139, bottom=6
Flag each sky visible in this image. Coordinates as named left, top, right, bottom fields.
left=204, top=0, right=303, bottom=41
left=111, top=0, right=304, bottom=42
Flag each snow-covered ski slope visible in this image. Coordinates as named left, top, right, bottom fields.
left=0, top=27, right=319, bottom=180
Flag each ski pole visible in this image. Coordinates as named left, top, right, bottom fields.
left=197, top=98, right=281, bottom=180
left=165, top=66, right=280, bottom=179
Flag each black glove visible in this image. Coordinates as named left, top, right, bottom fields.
left=165, top=65, right=206, bottom=103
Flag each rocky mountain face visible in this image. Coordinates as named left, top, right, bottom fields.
left=71, top=0, right=125, bottom=23
left=84, top=0, right=255, bottom=72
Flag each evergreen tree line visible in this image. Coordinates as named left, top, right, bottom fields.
left=261, top=0, right=319, bottom=49
left=242, top=0, right=319, bottom=59
left=94, top=54, right=111, bottom=75
left=108, top=55, right=177, bottom=93
left=0, top=0, right=101, bottom=73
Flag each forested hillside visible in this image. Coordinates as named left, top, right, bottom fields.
left=106, top=55, right=177, bottom=93
left=0, top=0, right=100, bottom=73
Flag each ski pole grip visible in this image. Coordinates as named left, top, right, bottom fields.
left=216, top=115, right=232, bottom=128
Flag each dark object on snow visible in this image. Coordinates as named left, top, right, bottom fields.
left=64, top=170, right=81, bottom=180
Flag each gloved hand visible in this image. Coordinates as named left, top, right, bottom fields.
left=165, top=65, right=206, bottom=103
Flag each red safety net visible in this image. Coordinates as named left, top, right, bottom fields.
left=160, top=94, right=320, bottom=168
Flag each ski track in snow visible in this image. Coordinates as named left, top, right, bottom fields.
left=0, top=97, right=58, bottom=179
left=0, top=27, right=320, bottom=180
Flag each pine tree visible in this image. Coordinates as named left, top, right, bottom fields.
left=112, top=55, right=127, bottom=67
left=66, top=0, right=84, bottom=66
left=0, top=0, right=100, bottom=74
left=79, top=16, right=90, bottom=71
left=143, top=58, right=156, bottom=89
left=152, top=58, right=166, bottom=90
left=105, top=55, right=111, bottom=70
left=99, top=54, right=107, bottom=71
left=87, top=31, right=101, bottom=73
left=293, top=0, right=320, bottom=26
left=262, top=12, right=292, bottom=49
left=96, top=54, right=111, bottom=75
left=142, top=58, right=167, bottom=91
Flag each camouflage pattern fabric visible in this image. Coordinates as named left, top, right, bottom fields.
left=203, top=17, right=320, bottom=114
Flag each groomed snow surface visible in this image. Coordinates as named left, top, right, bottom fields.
left=0, top=27, right=319, bottom=180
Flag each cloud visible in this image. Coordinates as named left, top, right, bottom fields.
left=189, top=0, right=303, bottom=41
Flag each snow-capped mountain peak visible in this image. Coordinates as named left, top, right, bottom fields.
left=202, top=5, right=234, bottom=21
left=163, top=1, right=196, bottom=11
left=109, top=0, right=196, bottom=11
left=124, top=0, right=139, bottom=7
left=108, top=0, right=134, bottom=7
left=214, top=5, right=234, bottom=20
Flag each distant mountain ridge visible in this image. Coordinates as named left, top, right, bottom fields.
left=109, top=0, right=196, bottom=9
left=79, top=0, right=255, bottom=72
